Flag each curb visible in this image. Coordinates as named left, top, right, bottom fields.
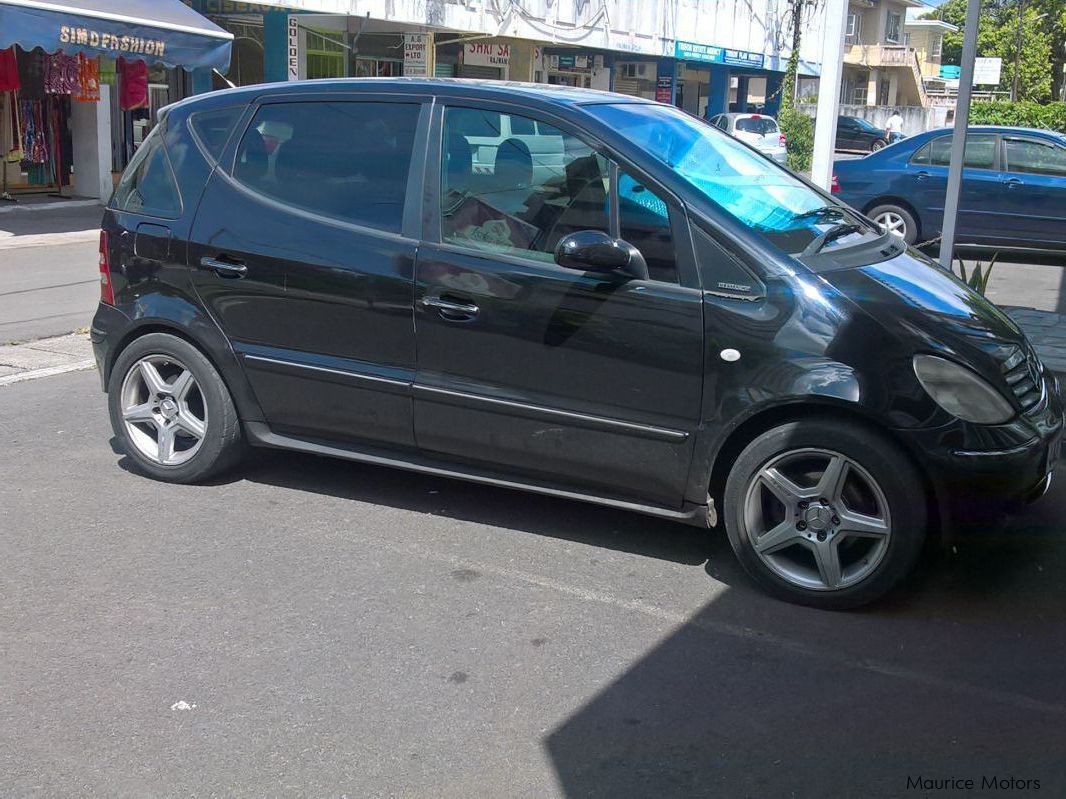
left=0, top=359, right=95, bottom=387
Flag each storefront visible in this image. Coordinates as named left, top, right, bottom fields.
left=0, top=0, right=231, bottom=200
left=673, top=39, right=779, bottom=118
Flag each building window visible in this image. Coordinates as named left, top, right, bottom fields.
left=851, top=85, right=868, bottom=105
left=932, top=35, right=943, bottom=57
left=845, top=13, right=861, bottom=43
left=885, top=11, right=902, bottom=44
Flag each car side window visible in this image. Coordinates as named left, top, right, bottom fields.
left=618, top=170, right=678, bottom=284
left=923, top=134, right=996, bottom=169
left=189, top=106, right=242, bottom=162
left=113, top=127, right=181, bottom=219
left=232, top=101, right=420, bottom=233
left=1003, top=138, right=1066, bottom=177
left=441, top=106, right=610, bottom=262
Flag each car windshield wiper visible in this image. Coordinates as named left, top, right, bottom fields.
left=791, top=205, right=848, bottom=223
left=801, top=223, right=865, bottom=256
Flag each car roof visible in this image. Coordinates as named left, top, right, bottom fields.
left=162, top=77, right=652, bottom=118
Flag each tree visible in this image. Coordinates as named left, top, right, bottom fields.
left=925, top=0, right=1059, bottom=102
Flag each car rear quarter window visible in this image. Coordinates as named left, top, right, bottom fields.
left=189, top=106, right=243, bottom=162
left=113, top=127, right=182, bottom=219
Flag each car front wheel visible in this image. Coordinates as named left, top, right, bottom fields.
left=871, top=138, right=887, bottom=151
left=108, top=332, right=245, bottom=483
left=723, top=419, right=927, bottom=609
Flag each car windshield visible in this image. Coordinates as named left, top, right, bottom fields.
left=585, top=103, right=872, bottom=255
left=735, top=117, right=778, bottom=135
left=854, top=118, right=880, bottom=132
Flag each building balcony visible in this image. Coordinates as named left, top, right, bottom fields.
left=844, top=44, right=917, bottom=69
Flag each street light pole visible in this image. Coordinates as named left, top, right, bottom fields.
left=938, top=0, right=983, bottom=269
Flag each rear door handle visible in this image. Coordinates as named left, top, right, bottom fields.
left=201, top=256, right=247, bottom=278
left=1003, top=178, right=1024, bottom=189
left=421, top=295, right=479, bottom=321
left=915, top=170, right=930, bottom=182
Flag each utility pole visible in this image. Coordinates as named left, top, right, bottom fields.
left=938, top=0, right=983, bottom=269
left=810, top=0, right=850, bottom=190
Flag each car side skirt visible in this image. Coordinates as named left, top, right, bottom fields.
left=244, top=421, right=716, bottom=529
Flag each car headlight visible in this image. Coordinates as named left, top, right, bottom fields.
left=913, top=354, right=1014, bottom=424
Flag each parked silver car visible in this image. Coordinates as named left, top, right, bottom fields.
left=709, top=113, right=788, bottom=164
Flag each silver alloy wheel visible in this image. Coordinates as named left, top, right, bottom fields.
left=742, top=448, right=892, bottom=591
left=119, top=355, right=207, bottom=466
left=875, top=210, right=907, bottom=239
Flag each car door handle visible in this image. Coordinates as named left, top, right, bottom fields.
left=421, top=295, right=479, bottom=321
left=915, top=170, right=930, bottom=182
left=1003, top=178, right=1024, bottom=189
left=200, top=256, right=247, bottom=278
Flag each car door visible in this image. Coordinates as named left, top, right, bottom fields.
left=411, top=101, right=705, bottom=507
left=835, top=117, right=859, bottom=150
left=998, top=134, right=1066, bottom=248
left=908, top=133, right=1003, bottom=243
left=187, top=94, right=429, bottom=448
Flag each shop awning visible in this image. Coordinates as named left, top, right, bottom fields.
left=0, top=0, right=233, bottom=72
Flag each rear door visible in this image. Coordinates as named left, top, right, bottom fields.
left=411, top=101, right=705, bottom=506
left=909, top=133, right=1004, bottom=243
left=188, top=94, right=429, bottom=448
left=999, top=134, right=1066, bottom=248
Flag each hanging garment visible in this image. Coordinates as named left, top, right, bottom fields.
left=45, top=52, right=79, bottom=95
left=21, top=99, right=47, bottom=164
left=73, top=54, right=100, bottom=103
left=0, top=47, right=19, bottom=92
left=118, top=58, right=148, bottom=110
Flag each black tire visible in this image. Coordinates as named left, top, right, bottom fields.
left=107, top=332, right=245, bottom=483
left=868, top=202, right=918, bottom=245
left=871, top=138, right=887, bottom=151
left=722, top=419, right=927, bottom=610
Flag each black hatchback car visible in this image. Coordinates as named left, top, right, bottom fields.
left=91, top=79, right=1063, bottom=609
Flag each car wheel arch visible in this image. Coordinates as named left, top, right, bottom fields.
left=703, top=401, right=941, bottom=538
left=104, top=319, right=266, bottom=424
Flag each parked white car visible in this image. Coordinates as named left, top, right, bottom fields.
left=709, top=113, right=788, bottom=164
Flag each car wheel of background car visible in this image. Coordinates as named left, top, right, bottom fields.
left=722, top=419, right=927, bottom=610
left=871, top=139, right=887, bottom=151
left=869, top=203, right=917, bottom=245
left=108, top=332, right=245, bottom=483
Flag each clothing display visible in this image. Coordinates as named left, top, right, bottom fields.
left=118, top=58, right=148, bottom=110
left=45, top=52, right=79, bottom=95
left=73, top=54, right=100, bottom=103
left=0, top=47, right=19, bottom=92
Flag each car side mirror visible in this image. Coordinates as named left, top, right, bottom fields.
left=554, top=230, right=650, bottom=280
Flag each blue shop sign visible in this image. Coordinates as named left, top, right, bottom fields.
left=675, top=40, right=765, bottom=69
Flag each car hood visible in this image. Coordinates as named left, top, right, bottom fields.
left=820, top=249, right=1026, bottom=371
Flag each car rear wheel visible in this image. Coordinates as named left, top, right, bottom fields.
left=869, top=203, right=917, bottom=245
left=722, top=419, right=927, bottom=609
left=108, top=333, right=244, bottom=483
left=871, top=138, right=887, bottom=151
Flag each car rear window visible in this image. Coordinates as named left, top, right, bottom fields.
left=735, top=117, right=778, bottom=135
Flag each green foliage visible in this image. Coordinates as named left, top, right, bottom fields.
left=955, top=253, right=997, bottom=295
left=969, top=100, right=1066, bottom=131
left=924, top=0, right=1060, bottom=102
left=779, top=107, right=814, bottom=172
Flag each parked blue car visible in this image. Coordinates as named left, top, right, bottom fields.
left=833, top=126, right=1066, bottom=252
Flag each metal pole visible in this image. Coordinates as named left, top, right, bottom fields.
left=937, top=0, right=983, bottom=269
left=810, top=0, right=850, bottom=190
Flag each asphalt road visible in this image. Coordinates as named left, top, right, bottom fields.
left=2, top=369, right=1065, bottom=797
left=0, top=206, right=101, bottom=343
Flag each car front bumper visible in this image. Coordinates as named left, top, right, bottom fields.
left=911, top=371, right=1064, bottom=535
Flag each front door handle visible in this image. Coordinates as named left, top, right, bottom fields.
left=200, top=256, right=247, bottom=278
left=422, top=295, right=479, bottom=321
left=915, top=170, right=930, bottom=182
left=1003, top=177, right=1024, bottom=189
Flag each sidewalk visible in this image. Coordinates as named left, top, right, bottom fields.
left=0, top=333, right=95, bottom=386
